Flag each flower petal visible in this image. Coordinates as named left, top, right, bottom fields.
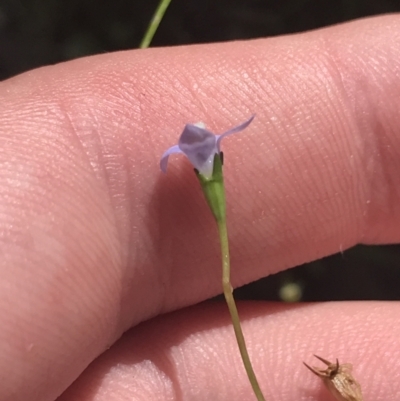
left=160, top=144, right=183, bottom=173
left=160, top=115, right=255, bottom=177
left=178, top=124, right=218, bottom=174
left=216, top=115, right=255, bottom=152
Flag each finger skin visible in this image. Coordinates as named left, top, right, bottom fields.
left=0, top=14, right=400, bottom=401
left=58, top=301, right=400, bottom=401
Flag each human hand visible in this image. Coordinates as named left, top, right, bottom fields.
left=1, top=15, right=399, bottom=401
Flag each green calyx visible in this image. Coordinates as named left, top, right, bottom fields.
left=196, top=153, right=226, bottom=223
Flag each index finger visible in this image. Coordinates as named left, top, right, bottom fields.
left=0, top=14, right=400, bottom=401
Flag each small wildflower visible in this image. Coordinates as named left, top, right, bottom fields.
left=160, top=115, right=254, bottom=178
left=159, top=113, right=265, bottom=400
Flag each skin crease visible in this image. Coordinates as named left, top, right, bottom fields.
left=0, top=14, right=399, bottom=401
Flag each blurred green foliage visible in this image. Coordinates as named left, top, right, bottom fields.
left=1, top=0, right=400, bottom=79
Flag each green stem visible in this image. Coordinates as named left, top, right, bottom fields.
left=218, top=218, right=266, bottom=401
left=139, top=0, right=172, bottom=49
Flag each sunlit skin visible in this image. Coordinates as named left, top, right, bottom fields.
left=0, top=15, right=400, bottom=401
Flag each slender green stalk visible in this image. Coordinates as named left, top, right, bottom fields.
left=218, top=218, right=266, bottom=401
left=140, top=0, right=172, bottom=49
left=197, top=154, right=266, bottom=400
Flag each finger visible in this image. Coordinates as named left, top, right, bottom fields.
left=1, top=14, right=400, bottom=401
left=58, top=300, right=400, bottom=400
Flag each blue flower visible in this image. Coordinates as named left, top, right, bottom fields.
left=160, top=115, right=255, bottom=178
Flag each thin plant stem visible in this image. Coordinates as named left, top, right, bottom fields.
left=139, top=0, right=172, bottom=49
left=217, top=218, right=266, bottom=401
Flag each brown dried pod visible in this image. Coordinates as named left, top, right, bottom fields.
left=303, top=355, right=363, bottom=401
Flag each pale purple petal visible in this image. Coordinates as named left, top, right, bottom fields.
left=160, top=115, right=255, bottom=177
left=178, top=124, right=218, bottom=173
left=160, top=144, right=183, bottom=173
left=216, top=115, right=255, bottom=152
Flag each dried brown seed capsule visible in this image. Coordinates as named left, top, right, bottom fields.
left=303, top=355, right=363, bottom=401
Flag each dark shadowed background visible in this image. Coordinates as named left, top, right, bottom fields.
left=1, top=0, right=400, bottom=301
